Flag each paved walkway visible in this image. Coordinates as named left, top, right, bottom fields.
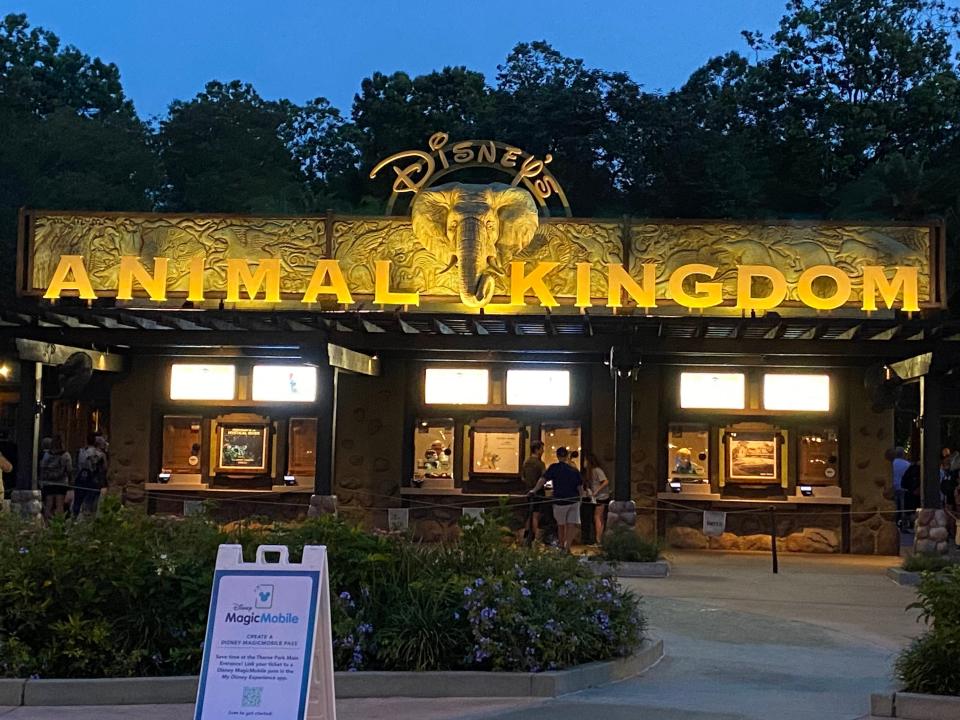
left=0, top=551, right=922, bottom=719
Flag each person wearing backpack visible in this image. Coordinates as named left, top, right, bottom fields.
left=39, top=436, right=71, bottom=520
left=73, top=434, right=105, bottom=517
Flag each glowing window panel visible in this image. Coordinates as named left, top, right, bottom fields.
left=252, top=365, right=317, bottom=402
left=170, top=364, right=235, bottom=400
left=764, top=374, right=830, bottom=411
left=679, top=372, right=745, bottom=409
left=506, top=370, right=571, bottom=406
left=424, top=368, right=489, bottom=405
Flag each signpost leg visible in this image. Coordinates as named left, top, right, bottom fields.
left=769, top=506, right=779, bottom=574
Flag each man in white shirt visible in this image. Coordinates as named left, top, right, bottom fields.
left=886, top=447, right=911, bottom=531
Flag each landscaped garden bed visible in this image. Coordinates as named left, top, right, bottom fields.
left=887, top=554, right=957, bottom=587
left=589, top=527, right=669, bottom=578
left=0, top=501, right=646, bottom=679
left=873, top=564, right=960, bottom=714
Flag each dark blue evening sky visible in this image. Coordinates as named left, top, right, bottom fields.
left=11, top=0, right=785, bottom=119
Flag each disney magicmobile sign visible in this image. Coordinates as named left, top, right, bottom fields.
left=194, top=544, right=336, bottom=720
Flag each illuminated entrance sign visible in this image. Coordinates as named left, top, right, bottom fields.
left=40, top=255, right=922, bottom=313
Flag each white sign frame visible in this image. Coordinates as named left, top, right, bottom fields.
left=194, top=544, right=336, bottom=720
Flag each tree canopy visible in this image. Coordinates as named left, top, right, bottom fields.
left=3, top=1, right=960, bottom=299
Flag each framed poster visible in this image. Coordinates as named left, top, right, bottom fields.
left=217, top=424, right=269, bottom=473
left=726, top=432, right=779, bottom=482
left=471, top=430, right=521, bottom=475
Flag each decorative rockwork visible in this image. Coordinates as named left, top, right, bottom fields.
left=9, top=489, right=42, bottom=521
left=914, top=508, right=952, bottom=555
left=307, top=495, right=338, bottom=518
left=629, top=222, right=932, bottom=305
left=607, top=500, right=637, bottom=530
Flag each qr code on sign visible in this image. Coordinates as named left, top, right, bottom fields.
left=241, top=686, right=263, bottom=708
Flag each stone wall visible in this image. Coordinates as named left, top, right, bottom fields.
left=631, top=366, right=661, bottom=541
left=664, top=507, right=842, bottom=553
left=333, top=359, right=406, bottom=529
left=108, top=355, right=159, bottom=499
left=846, top=368, right=899, bottom=555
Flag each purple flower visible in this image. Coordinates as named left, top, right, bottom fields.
left=339, top=591, right=352, bottom=602
left=18, top=547, right=28, bottom=555
left=463, top=586, right=473, bottom=596
left=520, top=587, right=531, bottom=597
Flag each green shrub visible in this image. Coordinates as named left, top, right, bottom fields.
left=896, top=566, right=960, bottom=695
left=0, top=506, right=645, bottom=677
left=599, top=526, right=660, bottom=563
left=895, top=626, right=960, bottom=696
left=902, top=554, right=956, bottom=573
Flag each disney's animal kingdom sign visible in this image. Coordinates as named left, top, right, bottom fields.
left=23, top=211, right=940, bottom=314
left=19, top=133, right=943, bottom=315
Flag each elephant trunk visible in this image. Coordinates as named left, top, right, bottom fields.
left=456, top=217, right=495, bottom=308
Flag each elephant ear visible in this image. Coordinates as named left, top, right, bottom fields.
left=412, top=185, right=460, bottom=260
left=489, top=184, right=539, bottom=256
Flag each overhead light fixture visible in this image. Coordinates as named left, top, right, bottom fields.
left=0, top=365, right=9, bottom=379
left=669, top=480, right=683, bottom=493
left=157, top=472, right=171, bottom=484
left=283, top=475, right=297, bottom=486
left=799, top=485, right=813, bottom=497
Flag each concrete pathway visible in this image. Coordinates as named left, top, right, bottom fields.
left=0, top=551, right=923, bottom=719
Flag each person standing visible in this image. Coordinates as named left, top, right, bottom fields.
left=582, top=453, right=610, bottom=545
left=39, top=436, right=71, bottom=520
left=521, top=440, right=546, bottom=543
left=74, top=434, right=106, bottom=517
left=886, top=447, right=911, bottom=531
left=529, top=446, right=582, bottom=552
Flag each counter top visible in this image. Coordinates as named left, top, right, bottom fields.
left=145, top=483, right=313, bottom=494
left=657, top=491, right=852, bottom=506
left=400, top=487, right=528, bottom=499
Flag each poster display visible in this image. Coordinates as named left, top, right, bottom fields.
left=471, top=431, right=521, bottom=475
left=218, top=425, right=269, bottom=473
left=726, top=433, right=779, bottom=482
left=194, top=544, right=335, bottom=720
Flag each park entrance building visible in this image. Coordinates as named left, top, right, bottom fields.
left=2, top=133, right=958, bottom=555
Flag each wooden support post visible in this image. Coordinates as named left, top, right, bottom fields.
left=313, top=351, right=337, bottom=496
left=919, top=373, right=942, bottom=510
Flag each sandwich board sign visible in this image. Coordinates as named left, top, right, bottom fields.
left=194, top=544, right=336, bottom=719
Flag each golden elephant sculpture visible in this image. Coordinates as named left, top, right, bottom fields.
left=411, top=182, right=539, bottom=307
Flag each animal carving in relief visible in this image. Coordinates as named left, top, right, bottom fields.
left=412, top=182, right=539, bottom=308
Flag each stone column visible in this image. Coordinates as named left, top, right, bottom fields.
left=914, top=508, right=951, bottom=555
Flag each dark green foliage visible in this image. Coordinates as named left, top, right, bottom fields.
left=902, top=553, right=957, bottom=573
left=895, top=626, right=960, bottom=696
left=6, top=1, right=960, bottom=294
left=600, top=527, right=661, bottom=563
left=897, top=566, right=960, bottom=694
left=0, top=506, right=644, bottom=678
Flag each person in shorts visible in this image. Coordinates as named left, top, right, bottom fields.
left=521, top=440, right=546, bottom=542
left=529, top=446, right=582, bottom=552
left=39, top=436, right=71, bottom=519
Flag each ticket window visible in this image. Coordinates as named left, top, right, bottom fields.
left=161, top=415, right=203, bottom=481
left=541, top=424, right=581, bottom=470
left=413, top=420, right=455, bottom=484
left=799, top=429, right=840, bottom=487
left=668, top=425, right=709, bottom=486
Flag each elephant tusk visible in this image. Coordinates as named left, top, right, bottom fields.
left=438, top=255, right=458, bottom=275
